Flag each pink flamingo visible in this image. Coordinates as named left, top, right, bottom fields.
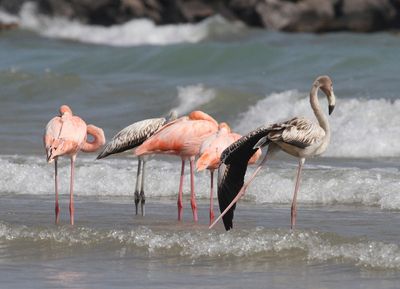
left=43, top=105, right=105, bottom=225
left=196, top=122, right=261, bottom=224
left=135, top=110, right=219, bottom=222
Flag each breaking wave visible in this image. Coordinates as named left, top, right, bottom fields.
left=1, top=155, right=399, bottom=210
left=1, top=221, right=400, bottom=269
left=235, top=90, right=400, bottom=158
left=0, top=2, right=245, bottom=46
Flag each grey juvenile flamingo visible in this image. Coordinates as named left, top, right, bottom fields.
left=210, top=75, right=336, bottom=230
left=97, top=111, right=177, bottom=216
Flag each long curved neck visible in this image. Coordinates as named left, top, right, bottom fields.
left=310, top=85, right=330, bottom=136
left=81, top=125, right=105, bottom=153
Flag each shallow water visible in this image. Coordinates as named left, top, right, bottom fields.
left=1, top=195, right=400, bottom=289
left=1, top=3, right=400, bottom=289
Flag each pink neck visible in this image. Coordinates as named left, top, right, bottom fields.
left=81, top=124, right=105, bottom=153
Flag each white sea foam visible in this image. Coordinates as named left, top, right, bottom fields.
left=0, top=2, right=244, bottom=46
left=173, top=84, right=216, bottom=115
left=235, top=90, right=400, bottom=158
left=1, top=155, right=400, bottom=210
left=0, top=10, right=18, bottom=24
left=1, top=222, right=400, bottom=269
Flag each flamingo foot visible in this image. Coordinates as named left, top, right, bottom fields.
left=69, top=203, right=74, bottom=226
left=209, top=209, right=215, bottom=226
left=134, top=191, right=140, bottom=215
left=290, top=204, right=297, bottom=230
left=55, top=203, right=60, bottom=225
left=191, top=199, right=198, bottom=222
left=177, top=200, right=183, bottom=221
left=140, top=191, right=145, bottom=217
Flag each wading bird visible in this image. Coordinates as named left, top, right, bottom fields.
left=210, top=75, right=336, bottom=231
left=44, top=105, right=105, bottom=225
left=96, top=111, right=177, bottom=216
left=196, top=122, right=261, bottom=224
left=135, top=110, right=219, bottom=222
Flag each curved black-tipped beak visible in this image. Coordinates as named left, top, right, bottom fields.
left=328, top=105, right=335, bottom=115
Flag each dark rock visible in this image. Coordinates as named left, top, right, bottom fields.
left=0, top=22, right=18, bottom=30
left=0, top=0, right=400, bottom=32
left=338, top=0, right=399, bottom=31
left=228, top=0, right=263, bottom=26
left=254, top=0, right=400, bottom=32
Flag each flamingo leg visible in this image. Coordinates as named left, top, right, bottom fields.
left=291, top=158, right=305, bottom=230
left=209, top=149, right=271, bottom=229
left=69, top=156, right=76, bottom=225
left=140, top=158, right=146, bottom=216
left=209, top=170, right=215, bottom=225
left=54, top=158, right=60, bottom=224
left=177, top=159, right=185, bottom=221
left=189, top=157, right=198, bottom=222
left=134, top=158, right=143, bottom=215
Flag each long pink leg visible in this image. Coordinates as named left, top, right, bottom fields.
left=209, top=149, right=270, bottom=229
left=54, top=159, right=60, bottom=224
left=69, top=156, right=76, bottom=225
left=189, top=157, right=198, bottom=222
left=177, top=159, right=185, bottom=221
left=209, top=170, right=215, bottom=225
left=291, top=158, right=305, bottom=230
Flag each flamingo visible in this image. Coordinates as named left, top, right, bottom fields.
left=196, top=122, right=261, bottom=224
left=210, top=75, right=336, bottom=231
left=44, top=105, right=105, bottom=225
left=96, top=111, right=178, bottom=216
left=135, top=110, right=219, bottom=222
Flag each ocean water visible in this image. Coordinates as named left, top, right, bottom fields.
left=1, top=3, right=400, bottom=289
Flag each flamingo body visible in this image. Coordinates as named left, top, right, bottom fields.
left=135, top=110, right=219, bottom=221
left=44, top=105, right=105, bottom=225
left=96, top=111, right=177, bottom=216
left=196, top=122, right=261, bottom=224
left=211, top=75, right=336, bottom=231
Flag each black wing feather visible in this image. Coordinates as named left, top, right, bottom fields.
left=217, top=125, right=272, bottom=230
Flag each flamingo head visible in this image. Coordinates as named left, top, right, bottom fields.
left=315, top=75, right=335, bottom=115
left=59, top=105, right=73, bottom=116
left=46, top=139, right=66, bottom=163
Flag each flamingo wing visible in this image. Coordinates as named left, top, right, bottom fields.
left=97, top=118, right=166, bottom=159
left=268, top=117, right=325, bottom=149
left=217, top=125, right=272, bottom=230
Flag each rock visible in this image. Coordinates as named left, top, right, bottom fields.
left=0, top=0, right=400, bottom=32
left=338, top=0, right=399, bottom=31
left=254, top=0, right=400, bottom=32
left=228, top=0, right=263, bottom=26
left=0, top=22, right=18, bottom=30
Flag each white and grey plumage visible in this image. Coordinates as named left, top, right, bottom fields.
left=97, top=111, right=177, bottom=216
left=210, top=75, right=336, bottom=231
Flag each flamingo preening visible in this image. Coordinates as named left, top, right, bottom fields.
left=44, top=105, right=105, bottom=225
left=96, top=111, right=177, bottom=216
left=210, top=75, right=336, bottom=231
left=135, top=110, right=219, bottom=222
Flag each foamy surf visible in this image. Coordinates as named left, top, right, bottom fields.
left=235, top=90, right=400, bottom=158
left=172, top=84, right=216, bottom=115
left=1, top=155, right=399, bottom=210
left=1, top=221, right=399, bottom=269
left=0, top=3, right=245, bottom=46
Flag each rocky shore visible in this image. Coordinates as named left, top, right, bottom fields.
left=1, top=0, right=400, bottom=32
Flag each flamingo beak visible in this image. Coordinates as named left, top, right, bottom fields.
left=47, top=150, right=54, bottom=163
left=328, top=104, right=335, bottom=115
